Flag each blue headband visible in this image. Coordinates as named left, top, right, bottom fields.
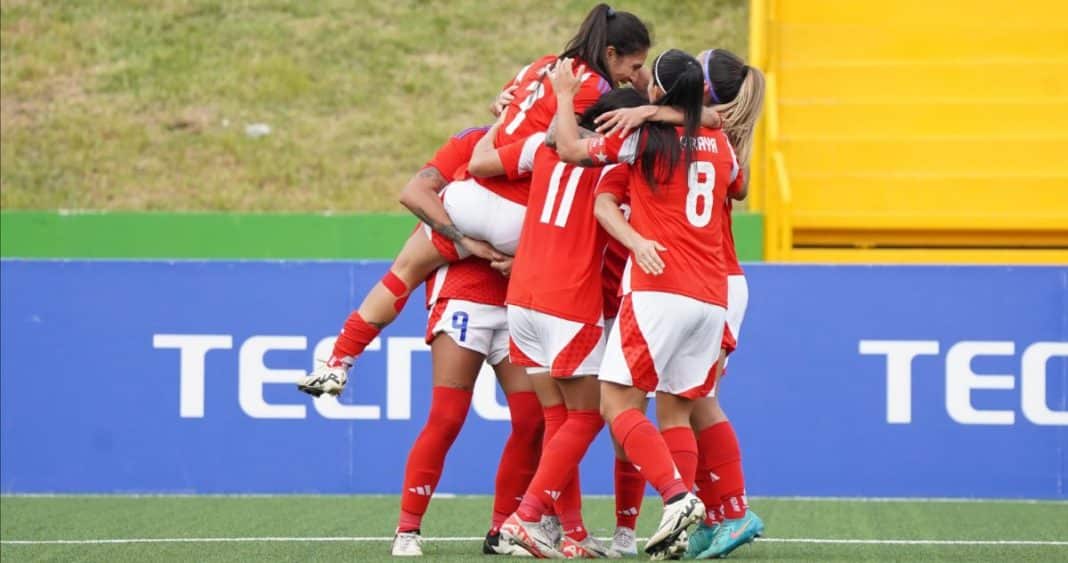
left=699, top=49, right=721, bottom=104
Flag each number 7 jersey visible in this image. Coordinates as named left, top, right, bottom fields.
left=592, top=126, right=742, bottom=308
left=498, top=132, right=629, bottom=325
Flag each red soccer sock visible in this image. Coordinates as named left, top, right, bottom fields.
left=614, top=457, right=644, bottom=529
left=516, top=409, right=603, bottom=524
left=397, top=386, right=472, bottom=532
left=557, top=470, right=588, bottom=542
left=491, top=392, right=544, bottom=532
left=661, top=426, right=698, bottom=491
left=329, top=272, right=411, bottom=367
left=610, top=409, right=689, bottom=503
left=329, top=311, right=380, bottom=367
left=698, top=421, right=748, bottom=520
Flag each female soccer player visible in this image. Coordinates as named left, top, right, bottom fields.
left=467, top=87, right=648, bottom=559
left=387, top=127, right=544, bottom=558
left=553, top=50, right=743, bottom=556
left=297, top=3, right=651, bottom=399
left=592, top=48, right=768, bottom=559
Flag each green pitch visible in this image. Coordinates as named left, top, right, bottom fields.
left=2, top=496, right=1065, bottom=562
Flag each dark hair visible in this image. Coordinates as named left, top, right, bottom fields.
left=561, top=3, right=651, bottom=85
left=700, top=48, right=748, bottom=104
left=640, top=49, right=705, bottom=190
left=578, top=87, right=648, bottom=130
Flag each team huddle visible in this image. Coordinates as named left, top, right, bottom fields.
left=297, top=4, right=766, bottom=560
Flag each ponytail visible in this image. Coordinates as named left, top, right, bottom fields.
left=561, top=3, right=651, bottom=85
left=700, top=49, right=766, bottom=168
left=639, top=49, right=705, bottom=190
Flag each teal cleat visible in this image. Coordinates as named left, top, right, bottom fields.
left=694, top=511, right=764, bottom=559
left=683, top=521, right=720, bottom=559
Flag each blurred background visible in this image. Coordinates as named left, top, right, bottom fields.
left=1, top=1, right=1066, bottom=561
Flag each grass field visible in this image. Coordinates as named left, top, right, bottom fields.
left=2, top=496, right=1066, bottom=562
left=0, top=0, right=746, bottom=212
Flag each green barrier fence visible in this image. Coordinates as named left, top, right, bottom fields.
left=1, top=211, right=764, bottom=261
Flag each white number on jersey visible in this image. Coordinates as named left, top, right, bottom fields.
left=505, top=66, right=550, bottom=136
left=686, top=161, right=716, bottom=227
left=540, top=162, right=583, bottom=227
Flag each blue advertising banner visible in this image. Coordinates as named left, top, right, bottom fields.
left=1, top=261, right=1065, bottom=498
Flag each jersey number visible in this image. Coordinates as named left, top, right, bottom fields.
left=505, top=69, right=549, bottom=136
left=540, top=163, right=582, bottom=228
left=451, top=311, right=469, bottom=342
left=686, top=161, right=716, bottom=227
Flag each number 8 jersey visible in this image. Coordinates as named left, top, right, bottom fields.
left=592, top=126, right=742, bottom=308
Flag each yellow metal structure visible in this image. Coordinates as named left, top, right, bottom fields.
left=749, top=0, right=1068, bottom=263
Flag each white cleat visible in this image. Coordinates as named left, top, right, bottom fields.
left=540, top=515, right=564, bottom=548
left=500, top=514, right=565, bottom=559
left=391, top=531, right=423, bottom=557
left=644, top=493, right=705, bottom=556
left=296, top=362, right=349, bottom=397
left=561, top=534, right=621, bottom=559
left=610, top=526, right=638, bottom=557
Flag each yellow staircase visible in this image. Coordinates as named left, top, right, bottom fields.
left=749, top=0, right=1068, bottom=263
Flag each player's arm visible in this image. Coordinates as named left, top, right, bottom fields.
left=730, top=169, right=749, bottom=201
left=595, top=106, right=722, bottom=138
left=544, top=115, right=600, bottom=150
left=398, top=167, right=466, bottom=244
left=467, top=117, right=507, bottom=177
left=551, top=58, right=601, bottom=166
left=594, top=192, right=666, bottom=276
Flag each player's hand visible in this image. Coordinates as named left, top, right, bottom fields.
left=551, top=58, right=585, bottom=99
left=595, top=105, right=657, bottom=138
left=459, top=236, right=507, bottom=262
left=490, top=84, right=518, bottom=117
left=630, top=237, right=666, bottom=276
left=490, top=257, right=513, bottom=277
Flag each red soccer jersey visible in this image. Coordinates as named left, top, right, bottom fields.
left=498, top=132, right=626, bottom=324
left=592, top=126, right=741, bottom=307
left=476, top=55, right=613, bottom=206
left=601, top=236, right=628, bottom=319
left=422, top=127, right=509, bottom=307
left=496, top=54, right=612, bottom=146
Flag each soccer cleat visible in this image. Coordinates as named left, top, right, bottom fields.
left=610, top=526, right=638, bottom=556
left=500, top=513, right=565, bottom=559
left=483, top=529, right=533, bottom=556
left=560, top=534, right=621, bottom=559
left=296, top=362, right=348, bottom=397
left=391, top=531, right=423, bottom=557
left=540, top=515, right=563, bottom=549
left=644, top=492, right=705, bottom=556
left=695, top=510, right=764, bottom=559
left=683, top=521, right=721, bottom=558
left=649, top=531, right=688, bottom=560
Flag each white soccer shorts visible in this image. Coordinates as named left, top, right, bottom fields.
left=600, top=291, right=726, bottom=398
left=507, top=305, right=605, bottom=378
left=427, top=299, right=509, bottom=365
left=434, top=178, right=526, bottom=257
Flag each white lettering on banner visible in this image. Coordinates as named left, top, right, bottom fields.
left=1021, top=342, right=1068, bottom=425
left=239, top=336, right=307, bottom=419
left=861, top=339, right=1068, bottom=426
left=157, top=333, right=513, bottom=421
left=946, top=341, right=1016, bottom=425
left=386, top=338, right=430, bottom=420
left=153, top=334, right=234, bottom=418
left=858, top=340, right=939, bottom=423
left=473, top=363, right=511, bottom=421
left=312, top=336, right=382, bottom=420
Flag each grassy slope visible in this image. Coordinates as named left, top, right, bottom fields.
left=0, top=0, right=746, bottom=212
left=2, top=496, right=1067, bottom=562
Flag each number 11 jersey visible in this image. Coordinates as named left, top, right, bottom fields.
left=498, top=132, right=628, bottom=325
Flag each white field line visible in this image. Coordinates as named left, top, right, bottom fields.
left=2, top=537, right=1067, bottom=547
